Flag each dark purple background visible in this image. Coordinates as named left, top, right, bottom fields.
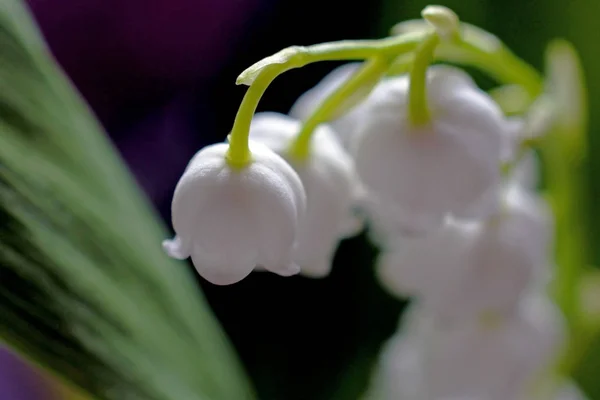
left=27, top=0, right=267, bottom=210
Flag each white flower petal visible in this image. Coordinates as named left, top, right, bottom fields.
left=354, top=66, right=505, bottom=233
left=162, top=236, right=190, bottom=260
left=249, top=112, right=363, bottom=277
left=379, top=185, right=553, bottom=320
left=164, top=141, right=306, bottom=284
left=426, top=293, right=563, bottom=400
left=378, top=294, right=563, bottom=400
left=376, top=218, right=476, bottom=298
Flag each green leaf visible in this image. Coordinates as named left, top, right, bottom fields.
left=0, top=1, right=255, bottom=400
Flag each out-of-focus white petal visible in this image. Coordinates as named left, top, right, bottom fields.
left=425, top=291, right=564, bottom=400
left=377, top=184, right=553, bottom=320
left=553, top=382, right=589, bottom=400
left=376, top=218, right=476, bottom=299
left=374, top=293, right=563, bottom=400
left=432, top=186, right=552, bottom=321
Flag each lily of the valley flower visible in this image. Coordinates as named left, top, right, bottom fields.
left=289, top=63, right=366, bottom=150
left=353, top=65, right=506, bottom=232
left=377, top=185, right=552, bottom=321
left=376, top=216, right=477, bottom=299
left=425, top=292, right=564, bottom=400
left=250, top=112, right=363, bottom=277
left=376, top=293, right=564, bottom=400
left=163, top=140, right=306, bottom=285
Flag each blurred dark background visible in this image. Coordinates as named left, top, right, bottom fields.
left=3, top=0, right=600, bottom=399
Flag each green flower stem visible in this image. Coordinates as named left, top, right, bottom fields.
left=453, top=41, right=543, bottom=97
left=225, top=32, right=429, bottom=168
left=408, top=33, right=440, bottom=126
left=387, top=40, right=544, bottom=98
left=226, top=72, right=273, bottom=168
left=288, top=56, right=391, bottom=160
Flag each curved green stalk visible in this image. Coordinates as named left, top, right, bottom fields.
left=224, top=32, right=428, bottom=168
left=288, top=57, right=391, bottom=160
left=225, top=72, right=274, bottom=169
left=408, top=33, right=440, bottom=126
left=386, top=29, right=544, bottom=98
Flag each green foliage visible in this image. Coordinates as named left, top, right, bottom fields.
left=0, top=1, right=254, bottom=399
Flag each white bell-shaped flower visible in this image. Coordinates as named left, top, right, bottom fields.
left=377, top=185, right=552, bottom=321
left=163, top=140, right=306, bottom=285
left=289, top=63, right=366, bottom=149
left=376, top=293, right=564, bottom=400
left=423, top=292, right=564, bottom=400
left=353, top=65, right=506, bottom=232
left=249, top=112, right=363, bottom=277
left=376, top=217, right=477, bottom=299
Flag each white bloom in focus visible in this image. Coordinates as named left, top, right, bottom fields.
left=289, top=63, right=366, bottom=149
left=250, top=112, right=363, bottom=277
left=354, top=65, right=506, bottom=232
left=377, top=185, right=552, bottom=320
left=163, top=141, right=306, bottom=285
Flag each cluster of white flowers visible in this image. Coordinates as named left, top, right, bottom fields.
left=291, top=64, right=582, bottom=399
left=161, top=7, right=587, bottom=398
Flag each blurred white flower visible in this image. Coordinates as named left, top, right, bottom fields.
left=552, top=382, right=589, bottom=400
left=250, top=112, right=363, bottom=277
left=289, top=63, right=366, bottom=149
left=353, top=65, right=506, bottom=232
left=163, top=140, right=306, bottom=285
left=376, top=292, right=564, bottom=400
left=424, top=292, right=563, bottom=400
left=377, top=185, right=552, bottom=321
left=374, top=325, right=425, bottom=400
left=376, top=217, right=477, bottom=299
